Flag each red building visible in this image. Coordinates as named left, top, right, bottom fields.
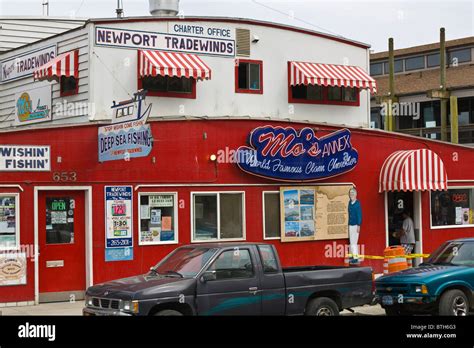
left=1, top=117, right=474, bottom=305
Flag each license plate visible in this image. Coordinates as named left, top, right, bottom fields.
left=382, top=295, right=394, bottom=306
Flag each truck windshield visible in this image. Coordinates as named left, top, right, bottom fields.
left=427, top=242, right=474, bottom=266
left=152, top=247, right=217, bottom=278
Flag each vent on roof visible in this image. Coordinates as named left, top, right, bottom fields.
left=236, top=28, right=251, bottom=57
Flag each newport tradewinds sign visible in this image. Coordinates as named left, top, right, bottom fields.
left=236, top=126, right=358, bottom=182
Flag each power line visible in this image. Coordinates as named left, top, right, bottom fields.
left=250, top=0, right=344, bottom=38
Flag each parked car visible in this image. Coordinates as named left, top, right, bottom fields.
left=83, top=242, right=374, bottom=316
left=376, top=238, right=474, bottom=316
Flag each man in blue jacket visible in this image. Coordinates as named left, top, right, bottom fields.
left=348, top=188, right=362, bottom=264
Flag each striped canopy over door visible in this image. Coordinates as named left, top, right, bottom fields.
left=33, top=50, right=79, bottom=81
left=379, top=149, right=448, bottom=192
left=138, top=50, right=212, bottom=80
left=289, top=61, right=377, bottom=94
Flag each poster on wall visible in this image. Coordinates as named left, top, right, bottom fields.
left=280, top=185, right=352, bottom=242
left=139, top=194, right=176, bottom=245
left=0, top=252, right=27, bottom=286
left=105, top=186, right=133, bottom=261
left=14, top=85, right=52, bottom=125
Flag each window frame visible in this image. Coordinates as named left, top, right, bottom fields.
left=59, top=50, right=79, bottom=97
left=257, top=244, right=280, bottom=274
left=448, top=48, right=472, bottom=65
left=190, top=191, right=246, bottom=243
left=287, top=62, right=360, bottom=106
left=137, top=74, right=197, bottom=99
left=262, top=191, right=281, bottom=240
left=0, top=193, right=20, bottom=251
left=430, top=186, right=474, bottom=230
left=204, top=248, right=257, bottom=281
left=234, top=59, right=263, bottom=95
left=404, top=55, right=426, bottom=71
left=138, top=192, right=179, bottom=246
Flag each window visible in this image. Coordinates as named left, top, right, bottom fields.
left=192, top=192, right=245, bottom=241
left=0, top=194, right=19, bottom=249
left=370, top=62, right=383, bottom=76
left=449, top=48, right=472, bottom=65
left=235, top=59, right=263, bottom=94
left=427, top=53, right=440, bottom=67
left=208, top=249, right=254, bottom=280
left=139, top=193, right=178, bottom=245
left=263, top=192, right=280, bottom=239
left=139, top=75, right=196, bottom=99
left=383, top=60, right=404, bottom=74
left=60, top=76, right=78, bottom=97
left=431, top=189, right=474, bottom=227
left=289, top=85, right=359, bottom=106
left=257, top=245, right=279, bottom=273
left=405, top=56, right=425, bottom=71
left=153, top=247, right=216, bottom=278
left=370, top=107, right=384, bottom=129
left=46, top=197, right=74, bottom=244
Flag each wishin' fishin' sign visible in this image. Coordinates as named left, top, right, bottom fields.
left=236, top=126, right=358, bottom=182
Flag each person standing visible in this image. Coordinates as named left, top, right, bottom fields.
left=400, top=210, right=416, bottom=254
left=348, top=188, right=362, bottom=264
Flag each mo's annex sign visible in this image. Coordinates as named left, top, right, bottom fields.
left=236, top=126, right=359, bottom=182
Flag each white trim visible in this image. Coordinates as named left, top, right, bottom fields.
left=135, top=182, right=355, bottom=190
left=190, top=191, right=246, bottom=243
left=137, top=192, right=179, bottom=246
left=0, top=185, right=24, bottom=192
left=0, top=193, right=20, bottom=251
left=33, top=186, right=93, bottom=305
left=429, top=185, right=474, bottom=230
left=262, top=191, right=281, bottom=240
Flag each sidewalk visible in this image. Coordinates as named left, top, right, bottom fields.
left=0, top=301, right=384, bottom=316
left=0, top=301, right=84, bottom=316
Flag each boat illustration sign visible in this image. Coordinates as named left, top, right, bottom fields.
left=98, top=90, right=153, bottom=162
left=236, top=126, right=358, bottom=182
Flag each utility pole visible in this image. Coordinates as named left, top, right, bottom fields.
left=376, top=38, right=397, bottom=131
left=427, top=28, right=453, bottom=142
left=42, top=0, right=49, bottom=16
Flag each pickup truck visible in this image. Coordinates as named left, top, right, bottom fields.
left=83, top=242, right=374, bottom=316
left=376, top=238, right=474, bottom=316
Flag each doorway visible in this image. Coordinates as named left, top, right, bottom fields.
left=386, top=191, right=422, bottom=265
left=38, top=191, right=86, bottom=302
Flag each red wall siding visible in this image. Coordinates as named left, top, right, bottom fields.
left=1, top=119, right=474, bottom=302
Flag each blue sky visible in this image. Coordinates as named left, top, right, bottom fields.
left=1, top=0, right=473, bottom=51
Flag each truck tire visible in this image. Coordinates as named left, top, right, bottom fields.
left=439, top=290, right=469, bottom=316
left=154, top=309, right=183, bottom=316
left=305, top=297, right=340, bottom=316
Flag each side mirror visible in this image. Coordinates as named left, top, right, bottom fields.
left=201, top=271, right=217, bottom=282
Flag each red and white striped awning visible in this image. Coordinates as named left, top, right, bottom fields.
left=379, top=149, right=448, bottom=192
left=139, top=50, right=211, bottom=80
left=34, top=50, right=79, bottom=81
left=289, top=61, right=377, bottom=94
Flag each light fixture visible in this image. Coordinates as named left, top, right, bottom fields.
left=210, top=154, right=217, bottom=162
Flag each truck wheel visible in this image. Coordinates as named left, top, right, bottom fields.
left=439, top=290, right=469, bottom=316
left=306, top=297, right=339, bottom=316
left=154, top=309, right=183, bottom=316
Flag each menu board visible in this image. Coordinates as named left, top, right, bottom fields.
left=280, top=185, right=352, bottom=242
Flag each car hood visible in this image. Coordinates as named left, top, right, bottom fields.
left=377, top=265, right=467, bottom=283
left=86, top=274, right=194, bottom=299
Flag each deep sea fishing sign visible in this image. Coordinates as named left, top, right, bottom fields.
left=236, top=126, right=358, bottom=182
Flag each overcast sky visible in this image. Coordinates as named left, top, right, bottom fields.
left=1, top=0, right=473, bottom=51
